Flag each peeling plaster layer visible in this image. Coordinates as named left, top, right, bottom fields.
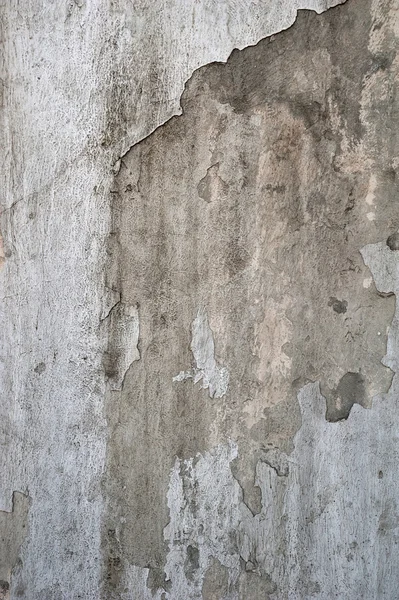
left=145, top=239, right=399, bottom=600
left=0, top=236, right=4, bottom=270
left=104, top=0, right=399, bottom=597
left=159, top=372, right=399, bottom=599
left=0, top=493, right=29, bottom=599
left=1, top=0, right=347, bottom=597
left=102, top=302, right=140, bottom=391
left=173, top=307, right=229, bottom=398
left=113, top=0, right=348, bottom=157
left=163, top=442, right=242, bottom=600
left=361, top=240, right=399, bottom=373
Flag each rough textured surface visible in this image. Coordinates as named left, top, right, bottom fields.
left=0, top=493, right=29, bottom=599
left=1, top=1, right=345, bottom=597
left=173, top=307, right=230, bottom=399
left=2, top=0, right=399, bottom=598
left=102, top=301, right=140, bottom=391
left=103, top=1, right=399, bottom=597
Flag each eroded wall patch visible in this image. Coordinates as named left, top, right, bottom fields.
left=102, top=0, right=399, bottom=597
left=0, top=492, right=30, bottom=598
left=102, top=301, right=140, bottom=391
left=0, top=235, right=5, bottom=270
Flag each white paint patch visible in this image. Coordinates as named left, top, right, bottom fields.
left=365, top=173, right=377, bottom=205
left=367, top=211, right=376, bottom=221
left=173, top=307, right=229, bottom=398
left=159, top=376, right=399, bottom=598
left=361, top=240, right=399, bottom=372
left=163, top=441, right=243, bottom=599
left=363, top=277, right=373, bottom=288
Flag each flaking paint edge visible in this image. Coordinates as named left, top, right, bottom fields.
left=173, top=307, right=229, bottom=399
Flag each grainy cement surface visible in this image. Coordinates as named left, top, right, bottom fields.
left=2, top=0, right=399, bottom=598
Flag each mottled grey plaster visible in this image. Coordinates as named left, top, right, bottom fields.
left=102, top=1, right=399, bottom=597
left=1, top=2, right=347, bottom=597
left=5, top=0, right=399, bottom=598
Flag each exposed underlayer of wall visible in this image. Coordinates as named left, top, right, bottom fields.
left=2, top=0, right=399, bottom=598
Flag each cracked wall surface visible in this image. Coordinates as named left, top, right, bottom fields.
left=2, top=0, right=399, bottom=598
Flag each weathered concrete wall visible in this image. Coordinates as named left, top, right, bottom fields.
left=2, top=0, right=399, bottom=598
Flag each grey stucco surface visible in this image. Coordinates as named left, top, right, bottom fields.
left=2, top=0, right=399, bottom=598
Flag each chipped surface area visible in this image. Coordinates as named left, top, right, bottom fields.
left=1, top=0, right=346, bottom=597
left=3, top=0, right=399, bottom=598
left=102, top=302, right=140, bottom=391
left=164, top=442, right=242, bottom=599
left=103, top=0, right=399, bottom=597
left=0, top=493, right=29, bottom=598
left=158, top=373, right=399, bottom=598
left=150, top=220, right=399, bottom=599
left=0, top=235, right=5, bottom=270
left=361, top=238, right=399, bottom=373
left=173, top=307, right=229, bottom=398
left=108, top=0, right=348, bottom=157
